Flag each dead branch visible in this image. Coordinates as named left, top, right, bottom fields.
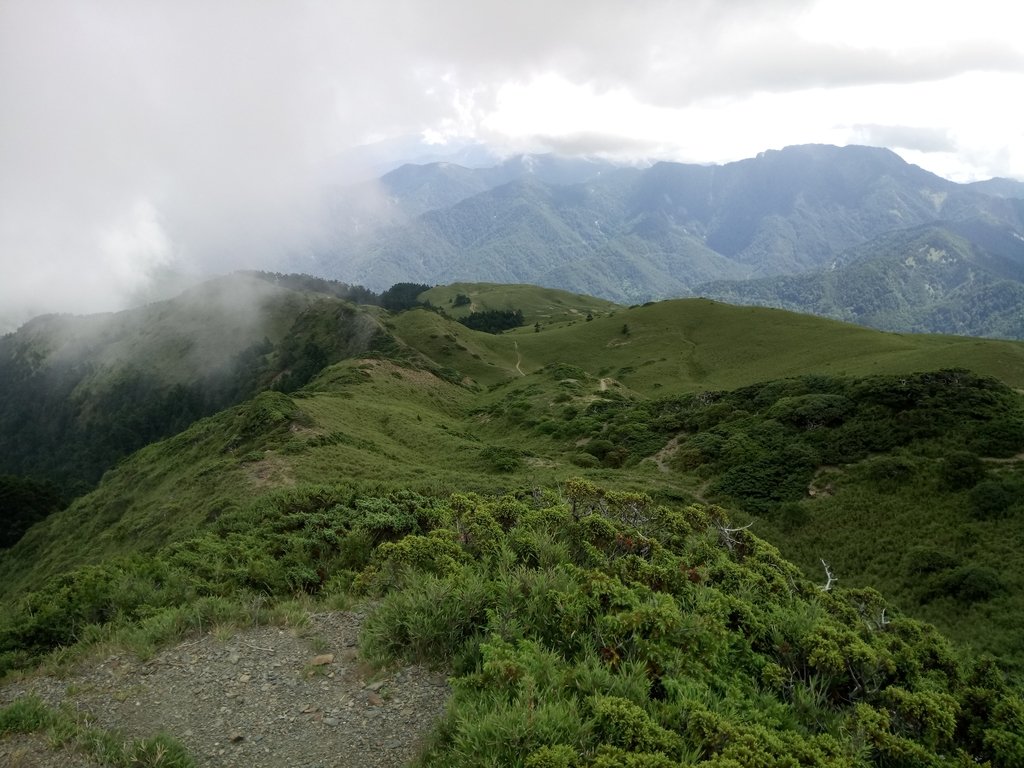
left=819, top=559, right=837, bottom=591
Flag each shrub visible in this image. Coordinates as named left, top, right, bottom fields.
left=940, top=451, right=985, bottom=490
left=481, top=446, right=523, bottom=473
left=571, top=453, right=600, bottom=469
left=969, top=478, right=1023, bottom=520
left=924, top=566, right=1006, bottom=603
left=903, top=547, right=958, bottom=577
left=767, top=393, right=852, bottom=429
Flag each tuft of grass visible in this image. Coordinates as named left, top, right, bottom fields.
left=0, top=696, right=195, bottom=767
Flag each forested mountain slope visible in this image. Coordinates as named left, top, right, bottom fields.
left=0, top=274, right=384, bottom=495
left=700, top=222, right=1024, bottom=338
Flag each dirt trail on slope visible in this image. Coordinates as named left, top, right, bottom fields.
left=0, top=609, right=449, bottom=768
left=513, top=341, right=525, bottom=376
left=647, top=435, right=682, bottom=473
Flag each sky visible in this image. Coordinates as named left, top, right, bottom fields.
left=2, top=0, right=1023, bottom=328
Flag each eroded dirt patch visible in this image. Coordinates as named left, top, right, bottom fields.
left=1, top=610, right=449, bottom=768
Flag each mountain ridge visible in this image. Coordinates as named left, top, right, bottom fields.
left=4, top=278, right=1024, bottom=765
left=309, top=144, right=1024, bottom=337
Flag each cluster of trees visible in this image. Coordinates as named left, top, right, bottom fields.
left=243, top=271, right=380, bottom=305
left=457, top=308, right=525, bottom=333
left=0, top=354, right=251, bottom=498
left=248, top=272, right=436, bottom=314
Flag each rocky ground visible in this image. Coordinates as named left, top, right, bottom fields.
left=0, top=608, right=450, bottom=767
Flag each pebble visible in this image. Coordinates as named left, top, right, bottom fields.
left=0, top=610, right=450, bottom=768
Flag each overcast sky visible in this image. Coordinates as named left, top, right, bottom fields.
left=2, top=0, right=1023, bottom=327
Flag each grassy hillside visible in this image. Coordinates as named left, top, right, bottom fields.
left=421, top=282, right=619, bottom=325
left=395, top=296, right=1024, bottom=393
left=0, top=274, right=385, bottom=494
left=4, top=280, right=1024, bottom=765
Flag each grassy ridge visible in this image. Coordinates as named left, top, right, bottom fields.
left=5, top=281, right=1024, bottom=764
left=422, top=282, right=619, bottom=322
left=395, top=297, right=1024, bottom=394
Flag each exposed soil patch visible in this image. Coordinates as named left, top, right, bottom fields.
left=1, top=610, right=449, bottom=768
left=245, top=453, right=295, bottom=489
left=0, top=733, right=106, bottom=768
left=646, top=435, right=683, bottom=473
left=808, top=466, right=842, bottom=498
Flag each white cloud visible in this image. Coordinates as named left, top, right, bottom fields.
left=1, top=0, right=1022, bottom=326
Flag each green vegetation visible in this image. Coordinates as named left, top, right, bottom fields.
left=703, top=225, right=1024, bottom=340
left=5, top=278, right=1024, bottom=765
left=0, top=274, right=386, bottom=496
left=421, top=283, right=618, bottom=326
left=459, top=308, right=525, bottom=334
left=3, top=483, right=1023, bottom=765
left=1, top=694, right=193, bottom=766
left=0, top=474, right=63, bottom=549
left=381, top=282, right=435, bottom=312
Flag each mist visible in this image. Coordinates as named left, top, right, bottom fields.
left=2, top=0, right=1021, bottom=330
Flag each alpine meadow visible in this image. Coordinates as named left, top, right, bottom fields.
left=4, top=258, right=1024, bottom=765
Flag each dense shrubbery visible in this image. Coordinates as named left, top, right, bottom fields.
left=500, top=370, right=1024, bottom=516
left=3, top=481, right=1023, bottom=765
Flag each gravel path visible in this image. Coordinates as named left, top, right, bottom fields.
left=0, top=609, right=450, bottom=768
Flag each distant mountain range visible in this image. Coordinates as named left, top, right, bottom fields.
left=311, top=144, right=1024, bottom=338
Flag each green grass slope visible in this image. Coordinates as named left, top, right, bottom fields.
left=394, top=297, right=1024, bottom=394
left=5, top=283, right=1024, bottom=765
left=0, top=273, right=385, bottom=494
left=421, top=282, right=620, bottom=325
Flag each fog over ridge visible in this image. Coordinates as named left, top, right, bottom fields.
left=2, top=0, right=1021, bottom=329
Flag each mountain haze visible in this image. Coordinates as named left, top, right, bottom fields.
left=312, top=145, right=1024, bottom=337
left=0, top=274, right=385, bottom=494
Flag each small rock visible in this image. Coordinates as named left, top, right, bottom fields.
left=310, top=653, right=334, bottom=666
left=238, top=674, right=251, bottom=683
left=229, top=731, right=244, bottom=743
left=366, top=680, right=385, bottom=692
left=322, top=717, right=340, bottom=727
